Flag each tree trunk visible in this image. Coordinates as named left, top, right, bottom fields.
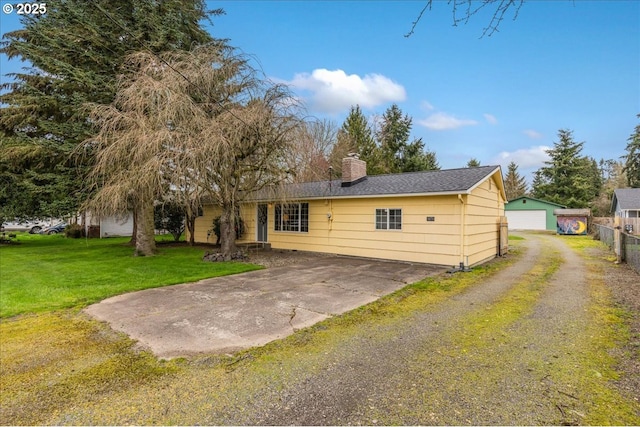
left=219, top=207, right=236, bottom=259
left=134, top=201, right=157, bottom=256
left=186, top=209, right=196, bottom=246
left=128, top=205, right=138, bottom=246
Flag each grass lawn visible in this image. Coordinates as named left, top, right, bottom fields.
left=0, top=233, right=261, bottom=318
left=1, top=235, right=638, bottom=425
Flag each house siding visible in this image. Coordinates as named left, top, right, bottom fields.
left=189, top=173, right=505, bottom=266
left=84, top=211, right=134, bottom=238
left=464, top=176, right=506, bottom=266
left=192, top=204, right=258, bottom=245
left=265, top=196, right=464, bottom=265
left=189, top=173, right=504, bottom=267
left=100, top=214, right=134, bottom=238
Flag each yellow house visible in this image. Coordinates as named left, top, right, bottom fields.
left=191, top=156, right=507, bottom=267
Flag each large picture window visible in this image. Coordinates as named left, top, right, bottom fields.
left=275, top=203, right=309, bottom=232
left=375, top=208, right=402, bottom=230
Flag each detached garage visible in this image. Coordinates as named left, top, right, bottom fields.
left=505, top=196, right=565, bottom=231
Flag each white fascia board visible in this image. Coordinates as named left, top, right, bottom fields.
left=248, top=190, right=471, bottom=203
left=467, top=166, right=505, bottom=199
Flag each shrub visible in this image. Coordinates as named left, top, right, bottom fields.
left=65, top=224, right=85, bottom=238
left=154, top=202, right=185, bottom=242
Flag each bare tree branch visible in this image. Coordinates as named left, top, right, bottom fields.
left=81, top=45, right=303, bottom=256
left=405, top=0, right=525, bottom=38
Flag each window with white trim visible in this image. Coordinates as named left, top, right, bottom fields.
left=375, top=208, right=402, bottom=230
left=275, top=203, right=309, bottom=232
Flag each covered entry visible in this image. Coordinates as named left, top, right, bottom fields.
left=257, top=204, right=268, bottom=242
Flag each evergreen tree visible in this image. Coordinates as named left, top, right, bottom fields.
left=402, top=138, right=440, bottom=172
left=0, top=0, right=217, bottom=221
left=330, top=105, right=381, bottom=175
left=467, top=158, right=481, bottom=167
left=377, top=104, right=412, bottom=173
left=375, top=104, right=439, bottom=173
left=622, top=117, right=640, bottom=188
left=85, top=47, right=301, bottom=256
left=503, top=161, right=527, bottom=200
left=531, top=129, right=602, bottom=208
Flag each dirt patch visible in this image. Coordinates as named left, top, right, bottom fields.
left=599, top=248, right=640, bottom=408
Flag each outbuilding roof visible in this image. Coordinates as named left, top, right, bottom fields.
left=251, top=165, right=505, bottom=201
left=612, top=188, right=640, bottom=211
left=553, top=208, right=591, bottom=216
left=506, top=196, right=565, bottom=207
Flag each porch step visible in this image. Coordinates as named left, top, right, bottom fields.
left=239, top=242, right=272, bottom=251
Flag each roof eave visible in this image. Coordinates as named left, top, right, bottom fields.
left=247, top=189, right=477, bottom=203
left=466, top=166, right=506, bottom=201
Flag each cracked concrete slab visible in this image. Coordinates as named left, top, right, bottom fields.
left=84, top=255, right=445, bottom=358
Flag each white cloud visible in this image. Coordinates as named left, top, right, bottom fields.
left=523, top=129, right=543, bottom=139
left=494, top=145, right=551, bottom=169
left=421, top=101, right=435, bottom=111
left=287, top=68, right=406, bottom=114
left=418, top=112, right=478, bottom=131
left=483, top=113, right=498, bottom=125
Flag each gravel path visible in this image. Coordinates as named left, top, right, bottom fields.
left=19, top=233, right=637, bottom=425
left=214, top=233, right=627, bottom=425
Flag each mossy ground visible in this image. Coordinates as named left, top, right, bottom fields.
left=1, top=235, right=638, bottom=425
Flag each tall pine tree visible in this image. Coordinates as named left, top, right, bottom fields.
left=622, top=116, right=640, bottom=188
left=531, top=129, right=602, bottom=208
left=503, top=161, right=528, bottom=200
left=330, top=104, right=439, bottom=176
left=329, top=105, right=380, bottom=175
left=375, top=104, right=439, bottom=173
left=0, top=0, right=217, bottom=221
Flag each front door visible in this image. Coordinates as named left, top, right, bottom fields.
left=257, top=204, right=268, bottom=242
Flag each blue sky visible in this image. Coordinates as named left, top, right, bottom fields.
left=1, top=1, right=639, bottom=182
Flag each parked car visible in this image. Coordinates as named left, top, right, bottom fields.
left=41, top=223, right=67, bottom=235
left=1, top=221, right=46, bottom=234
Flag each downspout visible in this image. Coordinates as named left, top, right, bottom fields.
left=458, top=194, right=467, bottom=269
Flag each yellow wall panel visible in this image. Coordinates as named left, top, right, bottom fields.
left=191, top=171, right=505, bottom=266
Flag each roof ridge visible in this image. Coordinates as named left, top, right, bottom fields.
left=296, top=165, right=500, bottom=185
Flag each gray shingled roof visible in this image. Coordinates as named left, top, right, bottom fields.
left=613, top=188, right=640, bottom=210
left=250, top=165, right=502, bottom=201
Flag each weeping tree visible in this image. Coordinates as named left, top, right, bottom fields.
left=0, top=0, right=216, bottom=223
left=83, top=45, right=301, bottom=257
left=198, top=85, right=302, bottom=257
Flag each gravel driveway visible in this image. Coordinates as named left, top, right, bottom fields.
left=30, top=232, right=639, bottom=425
left=212, top=233, right=638, bottom=425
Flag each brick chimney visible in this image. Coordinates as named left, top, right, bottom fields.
left=341, top=153, right=367, bottom=187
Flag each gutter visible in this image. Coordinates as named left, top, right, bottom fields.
left=447, top=194, right=471, bottom=273
left=458, top=194, right=469, bottom=270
